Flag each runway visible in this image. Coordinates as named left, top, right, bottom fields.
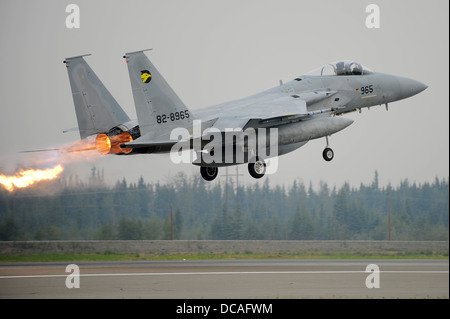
left=0, top=259, right=448, bottom=299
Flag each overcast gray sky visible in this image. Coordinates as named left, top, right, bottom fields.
left=0, top=0, right=448, bottom=189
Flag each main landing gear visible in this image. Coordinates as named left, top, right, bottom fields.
left=200, top=166, right=218, bottom=181
left=322, top=136, right=334, bottom=162
left=199, top=136, right=335, bottom=181
left=200, top=158, right=267, bottom=181
left=248, top=157, right=266, bottom=179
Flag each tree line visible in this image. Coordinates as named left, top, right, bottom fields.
left=0, top=168, right=448, bottom=241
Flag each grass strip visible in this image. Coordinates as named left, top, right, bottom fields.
left=0, top=250, right=448, bottom=262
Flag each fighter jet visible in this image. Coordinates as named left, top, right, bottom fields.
left=63, top=50, right=427, bottom=181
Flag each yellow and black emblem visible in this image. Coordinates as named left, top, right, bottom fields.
left=140, top=70, right=152, bottom=84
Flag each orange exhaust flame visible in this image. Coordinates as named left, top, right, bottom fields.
left=95, top=133, right=111, bottom=155
left=1, top=131, right=134, bottom=192
left=66, top=139, right=97, bottom=153
left=0, top=164, right=64, bottom=192
left=95, top=132, right=133, bottom=155
left=58, top=138, right=102, bottom=163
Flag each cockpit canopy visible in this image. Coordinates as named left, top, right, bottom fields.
left=303, top=60, right=374, bottom=76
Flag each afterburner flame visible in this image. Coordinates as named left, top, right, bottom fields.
left=95, top=133, right=111, bottom=155
left=95, top=132, right=133, bottom=155
left=0, top=164, right=64, bottom=192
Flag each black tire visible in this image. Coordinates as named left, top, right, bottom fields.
left=200, top=166, right=218, bottom=181
left=248, top=158, right=266, bottom=179
left=323, top=147, right=334, bottom=161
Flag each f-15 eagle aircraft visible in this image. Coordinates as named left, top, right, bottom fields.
left=63, top=50, right=427, bottom=181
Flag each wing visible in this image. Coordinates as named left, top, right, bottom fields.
left=119, top=91, right=338, bottom=152
left=120, top=94, right=310, bottom=150
left=209, top=94, right=309, bottom=131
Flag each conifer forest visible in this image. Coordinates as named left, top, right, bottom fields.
left=0, top=168, right=448, bottom=242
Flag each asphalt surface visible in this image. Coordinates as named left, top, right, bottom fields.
left=0, top=259, right=448, bottom=299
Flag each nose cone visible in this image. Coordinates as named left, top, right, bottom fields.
left=397, top=76, right=428, bottom=100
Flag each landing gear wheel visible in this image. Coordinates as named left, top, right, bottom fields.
left=248, top=157, right=266, bottom=179
left=323, top=147, right=334, bottom=161
left=200, top=166, right=218, bottom=181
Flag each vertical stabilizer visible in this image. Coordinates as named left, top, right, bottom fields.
left=64, top=55, right=130, bottom=139
left=123, top=50, right=194, bottom=140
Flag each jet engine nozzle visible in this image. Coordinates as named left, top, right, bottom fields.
left=95, top=132, right=133, bottom=155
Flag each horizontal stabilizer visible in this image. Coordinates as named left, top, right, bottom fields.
left=121, top=139, right=189, bottom=149
left=19, top=148, right=60, bottom=153
left=63, top=127, right=79, bottom=133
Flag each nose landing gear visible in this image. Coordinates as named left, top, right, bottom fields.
left=322, top=136, right=334, bottom=161
left=323, top=147, right=334, bottom=161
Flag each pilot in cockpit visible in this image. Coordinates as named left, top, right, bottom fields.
left=336, top=61, right=346, bottom=75
left=351, top=63, right=362, bottom=75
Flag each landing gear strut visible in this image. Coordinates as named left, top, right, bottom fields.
left=322, top=136, right=334, bottom=161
